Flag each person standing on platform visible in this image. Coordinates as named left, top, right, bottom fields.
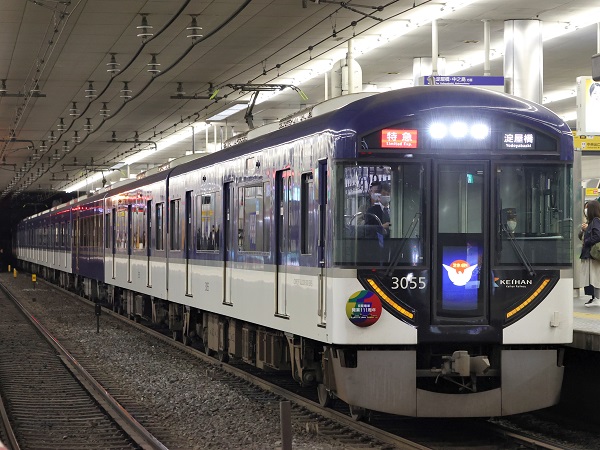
left=580, top=200, right=600, bottom=306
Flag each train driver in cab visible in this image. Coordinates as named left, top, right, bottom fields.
left=365, top=182, right=391, bottom=245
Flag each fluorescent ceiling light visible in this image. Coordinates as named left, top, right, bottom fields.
left=64, top=172, right=104, bottom=193
left=65, top=121, right=207, bottom=193
left=243, top=0, right=479, bottom=106
left=207, top=103, right=247, bottom=121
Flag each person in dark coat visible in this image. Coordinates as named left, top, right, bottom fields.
left=580, top=200, right=600, bottom=306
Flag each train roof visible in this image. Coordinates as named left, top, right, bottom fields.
left=23, top=86, right=573, bottom=221
left=170, top=86, right=574, bottom=177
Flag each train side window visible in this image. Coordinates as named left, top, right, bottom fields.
left=170, top=199, right=181, bottom=250
left=116, top=207, right=128, bottom=250
left=263, top=182, right=271, bottom=252
left=146, top=200, right=152, bottom=254
left=132, top=201, right=145, bottom=250
left=195, top=193, right=219, bottom=251
left=301, top=173, right=315, bottom=255
left=105, top=213, right=111, bottom=249
left=239, top=184, right=265, bottom=252
left=156, top=202, right=164, bottom=250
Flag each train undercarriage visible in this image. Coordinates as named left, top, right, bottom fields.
left=22, top=263, right=565, bottom=419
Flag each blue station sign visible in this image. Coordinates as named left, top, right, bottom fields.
left=423, top=75, right=505, bottom=86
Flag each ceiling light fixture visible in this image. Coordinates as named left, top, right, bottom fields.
left=62, top=141, right=70, bottom=152
left=120, top=82, right=132, bottom=99
left=52, top=149, right=61, bottom=160
left=69, top=102, right=79, bottom=117
left=187, top=15, right=203, bottom=39
left=84, top=118, right=93, bottom=132
left=107, top=53, right=120, bottom=74
left=72, top=131, right=80, bottom=143
left=57, top=117, right=65, bottom=131
left=85, top=81, right=97, bottom=98
left=39, top=140, right=48, bottom=152
left=48, top=131, right=56, bottom=143
left=137, top=14, right=153, bottom=40
left=147, top=54, right=161, bottom=74
left=100, top=102, right=110, bottom=118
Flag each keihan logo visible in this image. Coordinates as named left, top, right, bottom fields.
left=442, top=259, right=478, bottom=286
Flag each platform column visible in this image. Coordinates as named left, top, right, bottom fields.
left=504, top=19, right=543, bottom=103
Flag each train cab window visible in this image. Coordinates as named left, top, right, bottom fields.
left=170, top=199, right=181, bottom=250
left=195, top=192, right=221, bottom=251
left=335, top=163, right=425, bottom=267
left=156, top=203, right=164, bottom=250
left=495, top=163, right=572, bottom=266
left=238, top=184, right=267, bottom=252
left=301, top=173, right=315, bottom=255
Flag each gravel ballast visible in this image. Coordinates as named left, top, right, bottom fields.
left=0, top=273, right=354, bottom=450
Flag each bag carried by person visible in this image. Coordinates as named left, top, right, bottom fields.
left=590, top=217, right=600, bottom=260
left=591, top=242, right=600, bottom=261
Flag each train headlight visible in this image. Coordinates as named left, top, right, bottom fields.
left=429, top=123, right=447, bottom=139
left=450, top=121, right=468, bottom=138
left=470, top=123, right=489, bottom=140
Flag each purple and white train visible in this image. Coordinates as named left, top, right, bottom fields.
left=16, top=86, right=574, bottom=418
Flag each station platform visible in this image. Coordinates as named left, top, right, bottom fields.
left=570, top=293, right=600, bottom=351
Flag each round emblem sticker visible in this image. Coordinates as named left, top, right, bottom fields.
left=346, top=290, right=382, bottom=327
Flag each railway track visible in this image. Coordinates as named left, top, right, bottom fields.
left=0, top=286, right=167, bottom=450
left=0, top=274, right=586, bottom=450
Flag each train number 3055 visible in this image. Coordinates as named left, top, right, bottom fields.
left=391, top=276, right=426, bottom=290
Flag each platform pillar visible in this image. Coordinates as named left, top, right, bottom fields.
left=504, top=19, right=543, bottom=103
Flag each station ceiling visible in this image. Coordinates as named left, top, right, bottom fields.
left=0, top=0, right=596, bottom=199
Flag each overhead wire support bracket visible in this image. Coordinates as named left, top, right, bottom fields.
left=303, top=0, right=384, bottom=20
left=225, top=83, right=308, bottom=129
left=170, top=93, right=222, bottom=100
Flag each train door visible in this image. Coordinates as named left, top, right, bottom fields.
left=147, top=200, right=152, bottom=287
left=74, top=212, right=80, bottom=273
left=223, top=182, right=234, bottom=305
left=432, top=161, right=489, bottom=324
left=276, top=169, right=292, bottom=316
left=111, top=208, right=116, bottom=278
left=127, top=204, right=132, bottom=283
left=185, top=190, right=193, bottom=295
left=317, top=160, right=327, bottom=325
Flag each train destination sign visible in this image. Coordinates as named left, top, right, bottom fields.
left=380, top=129, right=418, bottom=148
left=501, top=132, right=535, bottom=149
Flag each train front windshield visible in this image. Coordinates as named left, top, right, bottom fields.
left=335, top=162, right=572, bottom=268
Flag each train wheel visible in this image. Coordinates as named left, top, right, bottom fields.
left=348, top=405, right=367, bottom=421
left=317, top=383, right=334, bottom=408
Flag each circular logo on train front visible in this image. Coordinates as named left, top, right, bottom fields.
left=346, top=291, right=382, bottom=327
